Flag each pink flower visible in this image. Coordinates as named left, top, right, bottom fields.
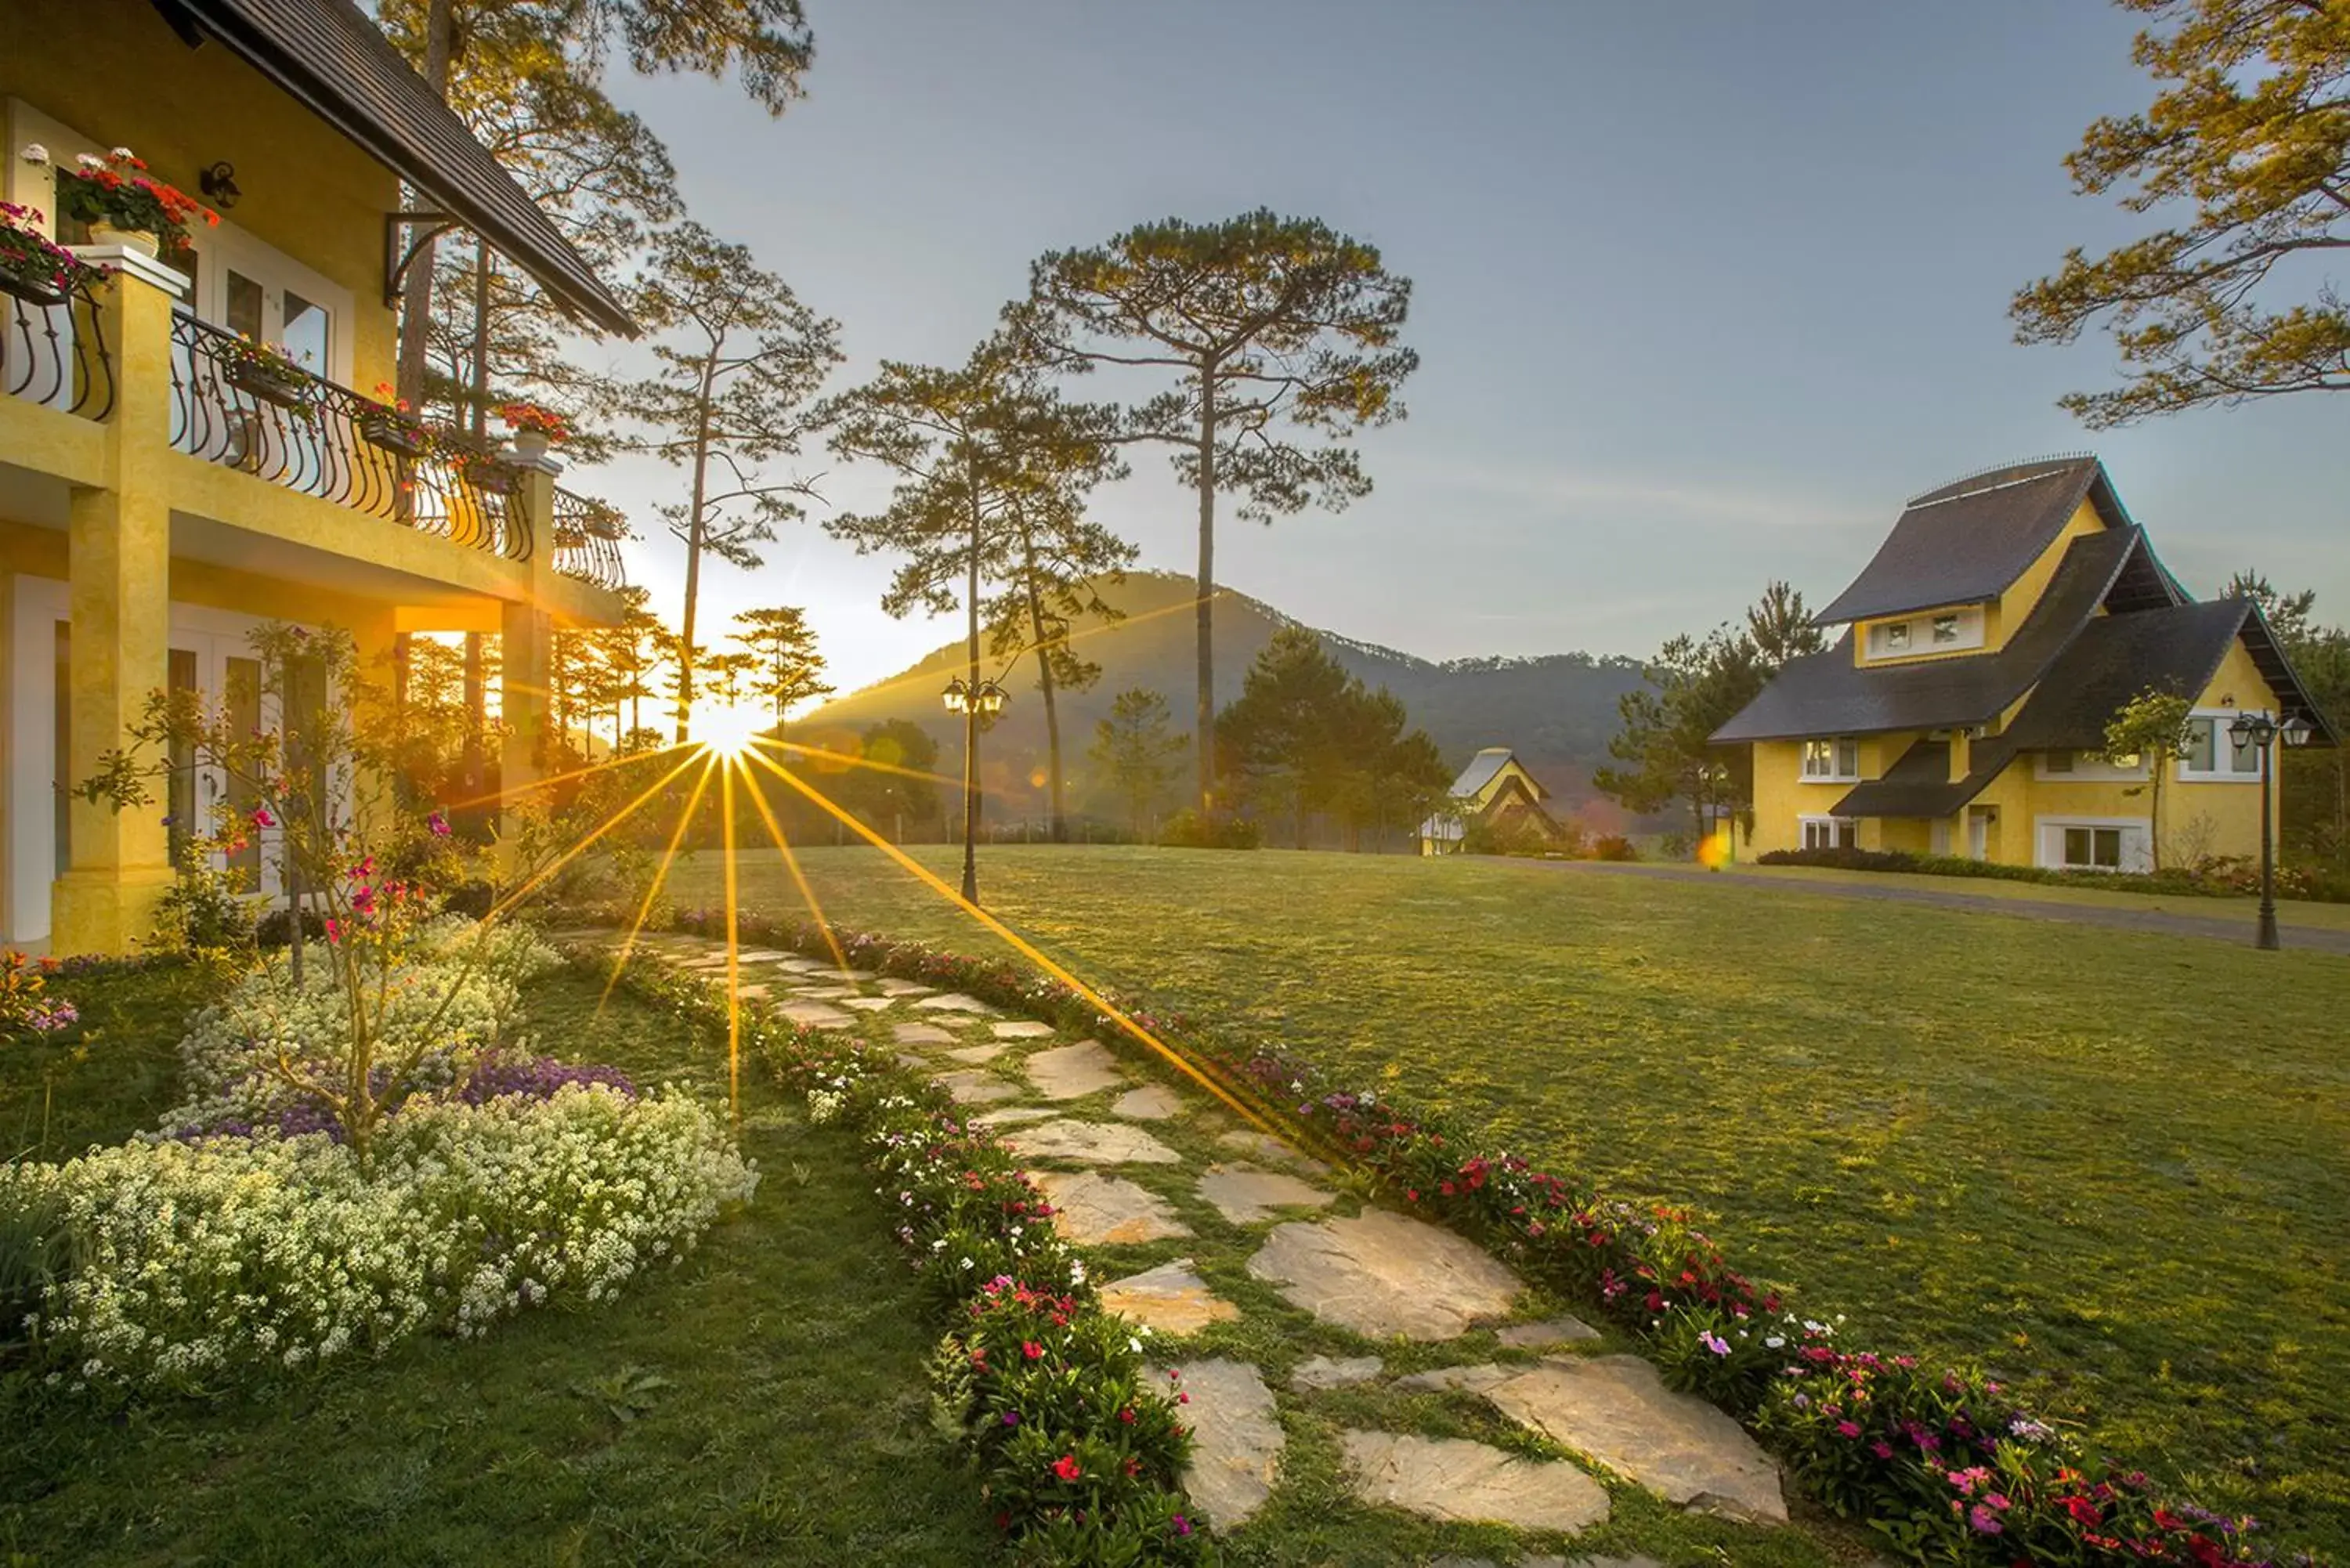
left=427, top=811, right=451, bottom=836
left=1172, top=1515, right=1191, bottom=1537
left=1969, top=1504, right=2004, bottom=1535
left=250, top=807, right=276, bottom=828
left=1700, top=1331, right=1731, bottom=1357
left=1836, top=1420, right=1861, bottom=1439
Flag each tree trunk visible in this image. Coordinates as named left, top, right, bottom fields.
left=674, top=370, right=716, bottom=743
left=1195, top=363, right=1217, bottom=818
left=469, top=236, right=492, bottom=441
left=395, top=0, right=457, bottom=409
left=960, top=493, right=982, bottom=904
left=1023, top=555, right=1065, bottom=842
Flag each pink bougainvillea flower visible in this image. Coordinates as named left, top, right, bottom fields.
left=250, top=807, right=276, bottom=828
left=427, top=811, right=451, bottom=837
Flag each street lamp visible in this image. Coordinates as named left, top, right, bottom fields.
left=2225, top=709, right=2314, bottom=951
left=943, top=677, right=1010, bottom=904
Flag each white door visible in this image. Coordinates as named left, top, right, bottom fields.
left=1967, top=808, right=1990, bottom=860
left=165, top=631, right=280, bottom=898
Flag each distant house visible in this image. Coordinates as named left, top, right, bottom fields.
left=1712, top=456, right=2334, bottom=872
left=1420, top=748, right=1567, bottom=855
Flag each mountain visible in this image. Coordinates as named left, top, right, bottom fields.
left=792, top=570, right=1648, bottom=830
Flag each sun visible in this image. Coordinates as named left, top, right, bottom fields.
left=692, top=703, right=768, bottom=760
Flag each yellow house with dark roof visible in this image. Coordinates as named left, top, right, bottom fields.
left=1713, top=457, right=2331, bottom=873
left=1419, top=747, right=1567, bottom=854
left=2, top=0, right=636, bottom=952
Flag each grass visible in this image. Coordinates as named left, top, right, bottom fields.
left=661, top=842, right=2350, bottom=1560
left=1, top=965, right=995, bottom=1567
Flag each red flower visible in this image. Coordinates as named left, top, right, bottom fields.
left=1021, top=1340, right=1043, bottom=1360
left=1052, top=1454, right=1082, bottom=1482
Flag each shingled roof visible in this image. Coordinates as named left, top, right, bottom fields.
left=1813, top=457, right=2131, bottom=626
left=1712, top=525, right=2159, bottom=743
left=2001, top=600, right=2337, bottom=750
left=154, top=0, right=637, bottom=336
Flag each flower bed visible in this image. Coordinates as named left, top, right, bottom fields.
left=599, top=948, right=1210, bottom=1566
left=627, top=905, right=2308, bottom=1568
left=0, top=922, right=756, bottom=1395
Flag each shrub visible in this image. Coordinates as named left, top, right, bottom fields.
left=1754, top=845, right=2350, bottom=904
left=1155, top=809, right=1261, bottom=851
left=1589, top=833, right=1639, bottom=862
left=2, top=1083, right=755, bottom=1392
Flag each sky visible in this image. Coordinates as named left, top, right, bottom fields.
left=580, top=0, right=2350, bottom=698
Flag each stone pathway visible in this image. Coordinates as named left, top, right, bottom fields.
left=594, top=929, right=1797, bottom=1556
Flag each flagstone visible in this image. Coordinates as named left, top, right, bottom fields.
left=917, top=992, right=1000, bottom=1015
left=1098, top=1258, right=1240, bottom=1337
left=971, top=1107, right=1058, bottom=1126
left=874, top=978, right=935, bottom=996
left=1247, top=1210, right=1520, bottom=1341
left=1111, top=1085, right=1185, bottom=1122
left=1195, top=1164, right=1334, bottom=1226
left=776, top=1000, right=855, bottom=1029
left=992, top=1020, right=1057, bottom=1039
left=1290, top=1354, right=1384, bottom=1391
left=797, top=987, right=862, bottom=1002
left=841, top=996, right=895, bottom=1013
left=942, top=1042, right=1010, bottom=1065
left=936, top=1070, right=1022, bottom=1106
left=1214, top=1129, right=1329, bottom=1176
left=892, top=1023, right=958, bottom=1046
left=1340, top=1429, right=1610, bottom=1534
left=1497, top=1315, right=1602, bottom=1349
left=1159, top=1360, right=1282, bottom=1528
left=1483, top=1356, right=1787, bottom=1523
left=735, top=983, right=771, bottom=1000
left=1025, top=1040, right=1126, bottom=1100
left=1031, top=1170, right=1191, bottom=1245
left=1002, top=1118, right=1182, bottom=1166
left=1393, top=1362, right=1515, bottom=1396
left=774, top=958, right=832, bottom=975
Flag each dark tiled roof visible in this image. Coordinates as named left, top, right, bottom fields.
left=1712, top=526, right=2145, bottom=743
left=1831, top=740, right=1952, bottom=817
left=2001, top=600, right=2338, bottom=750
left=158, top=0, right=637, bottom=335
left=1813, top=457, right=2110, bottom=625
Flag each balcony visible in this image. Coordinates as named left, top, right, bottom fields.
left=2, top=276, right=625, bottom=597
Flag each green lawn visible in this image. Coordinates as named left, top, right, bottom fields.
left=1, top=966, right=994, bottom=1567
left=663, top=843, right=2350, bottom=1559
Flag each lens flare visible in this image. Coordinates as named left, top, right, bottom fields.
left=693, top=704, right=768, bottom=759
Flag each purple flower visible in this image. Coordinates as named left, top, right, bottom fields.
left=1969, top=1504, right=2004, bottom=1535
left=1700, top=1331, right=1731, bottom=1357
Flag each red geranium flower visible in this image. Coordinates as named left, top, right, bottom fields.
left=1052, top=1454, right=1081, bottom=1482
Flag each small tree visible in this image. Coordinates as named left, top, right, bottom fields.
left=1009, top=209, right=1418, bottom=818
left=2103, top=687, right=2196, bottom=872
left=732, top=605, right=832, bottom=728
left=615, top=222, right=841, bottom=740
left=1088, top=687, right=1187, bottom=835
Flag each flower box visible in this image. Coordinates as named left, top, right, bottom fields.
left=580, top=505, right=627, bottom=540
left=0, top=269, right=67, bottom=308
left=359, top=414, right=425, bottom=457
left=226, top=362, right=308, bottom=412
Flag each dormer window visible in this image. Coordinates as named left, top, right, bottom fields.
left=1866, top=606, right=1984, bottom=659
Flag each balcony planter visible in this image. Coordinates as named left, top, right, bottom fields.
left=86, top=222, right=160, bottom=258
left=0, top=269, right=68, bottom=308
left=508, top=429, right=551, bottom=462
left=359, top=413, right=426, bottom=457
left=580, top=504, right=627, bottom=540
left=226, top=362, right=309, bottom=412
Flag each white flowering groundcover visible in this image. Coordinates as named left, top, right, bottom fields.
left=1, top=923, right=757, bottom=1394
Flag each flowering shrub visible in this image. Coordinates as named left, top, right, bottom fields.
left=157, top=916, right=558, bottom=1139
left=19, top=145, right=218, bottom=248
left=602, top=949, right=1208, bottom=1563
left=3, top=1082, right=754, bottom=1393
left=2, top=950, right=80, bottom=1041
left=613, top=907, right=2305, bottom=1568
left=496, top=400, right=572, bottom=443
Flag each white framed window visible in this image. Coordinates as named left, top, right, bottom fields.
left=1799, top=815, right=1856, bottom=851
left=1872, top=620, right=1912, bottom=656
left=2034, top=816, right=2151, bottom=874
left=1801, top=736, right=1860, bottom=782
left=2178, top=712, right=2264, bottom=782
left=2034, top=749, right=2147, bottom=782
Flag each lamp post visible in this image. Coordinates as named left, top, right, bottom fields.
left=2226, top=709, right=2314, bottom=951
left=943, top=675, right=1008, bottom=905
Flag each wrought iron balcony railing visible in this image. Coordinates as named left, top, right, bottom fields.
left=551, top=485, right=629, bottom=592
left=169, top=311, right=535, bottom=561
left=2, top=277, right=114, bottom=420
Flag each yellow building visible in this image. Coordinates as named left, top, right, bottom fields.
left=2, top=0, right=637, bottom=952
left=1419, top=747, right=1567, bottom=854
left=1714, top=457, right=2332, bottom=873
